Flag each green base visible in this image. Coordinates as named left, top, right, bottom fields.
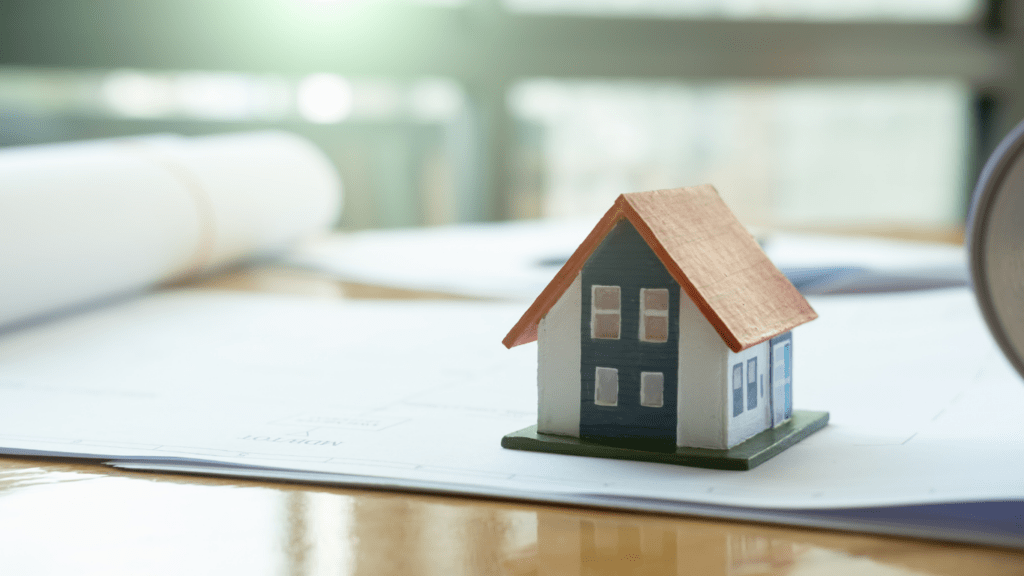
left=502, top=410, right=829, bottom=471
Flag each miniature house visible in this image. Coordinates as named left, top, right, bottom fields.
left=502, top=185, right=818, bottom=451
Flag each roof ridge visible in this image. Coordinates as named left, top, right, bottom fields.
left=502, top=185, right=816, bottom=351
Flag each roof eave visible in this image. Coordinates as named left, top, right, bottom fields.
left=502, top=196, right=630, bottom=349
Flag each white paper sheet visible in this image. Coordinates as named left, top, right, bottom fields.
left=0, top=132, right=341, bottom=328
left=287, top=219, right=594, bottom=300
left=0, top=287, right=1020, bottom=546
left=763, top=232, right=968, bottom=294
left=286, top=222, right=967, bottom=299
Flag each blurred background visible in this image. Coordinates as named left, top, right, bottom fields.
left=0, top=0, right=1017, bottom=238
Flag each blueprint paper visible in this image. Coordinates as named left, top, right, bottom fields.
left=0, top=289, right=1020, bottom=543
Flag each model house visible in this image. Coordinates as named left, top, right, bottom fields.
left=502, top=185, right=819, bottom=454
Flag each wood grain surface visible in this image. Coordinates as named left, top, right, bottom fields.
left=0, top=455, right=1019, bottom=575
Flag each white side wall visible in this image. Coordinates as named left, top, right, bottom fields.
left=676, top=292, right=729, bottom=449
left=725, top=341, right=771, bottom=447
left=537, top=273, right=582, bottom=436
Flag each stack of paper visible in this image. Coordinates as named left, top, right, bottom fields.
left=0, top=287, right=1019, bottom=547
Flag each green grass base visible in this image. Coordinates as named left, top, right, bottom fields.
left=501, top=410, right=829, bottom=471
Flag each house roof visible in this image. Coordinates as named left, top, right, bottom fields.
left=502, top=185, right=817, bottom=352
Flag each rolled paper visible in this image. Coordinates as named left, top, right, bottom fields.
left=0, top=131, right=342, bottom=328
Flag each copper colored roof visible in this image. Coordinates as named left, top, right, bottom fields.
left=502, top=185, right=817, bottom=352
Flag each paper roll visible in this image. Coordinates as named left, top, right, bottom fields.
left=0, top=131, right=342, bottom=328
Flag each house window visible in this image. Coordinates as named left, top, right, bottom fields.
left=746, top=358, right=758, bottom=410
left=640, top=372, right=664, bottom=408
left=595, top=367, right=619, bottom=406
left=591, top=285, right=621, bottom=339
left=732, top=363, right=743, bottom=417
left=639, top=288, right=669, bottom=343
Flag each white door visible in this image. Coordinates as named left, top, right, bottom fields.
left=771, top=341, right=791, bottom=425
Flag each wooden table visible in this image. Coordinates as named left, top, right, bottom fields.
left=1, top=266, right=1019, bottom=575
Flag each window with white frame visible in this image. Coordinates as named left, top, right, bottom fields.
left=595, top=366, right=619, bottom=406
left=640, top=371, right=664, bottom=408
left=591, top=285, right=621, bottom=339
left=640, top=288, right=669, bottom=342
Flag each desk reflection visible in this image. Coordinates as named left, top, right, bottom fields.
left=529, top=514, right=799, bottom=575
left=285, top=487, right=1021, bottom=576
left=0, top=459, right=1019, bottom=575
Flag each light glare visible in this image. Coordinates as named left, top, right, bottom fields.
left=297, top=74, right=354, bottom=124
left=101, top=70, right=174, bottom=118
left=174, top=73, right=254, bottom=120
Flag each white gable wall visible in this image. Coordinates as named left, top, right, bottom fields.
left=725, top=341, right=771, bottom=447
left=535, top=272, right=774, bottom=447
left=675, top=292, right=729, bottom=449
left=536, top=273, right=582, bottom=436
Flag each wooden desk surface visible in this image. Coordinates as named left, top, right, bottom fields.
left=3, top=266, right=1019, bottom=575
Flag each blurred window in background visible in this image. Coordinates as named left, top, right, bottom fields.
left=504, top=0, right=976, bottom=21
left=0, top=0, right=991, bottom=236
left=510, top=80, right=969, bottom=229
left=0, top=68, right=468, bottom=230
